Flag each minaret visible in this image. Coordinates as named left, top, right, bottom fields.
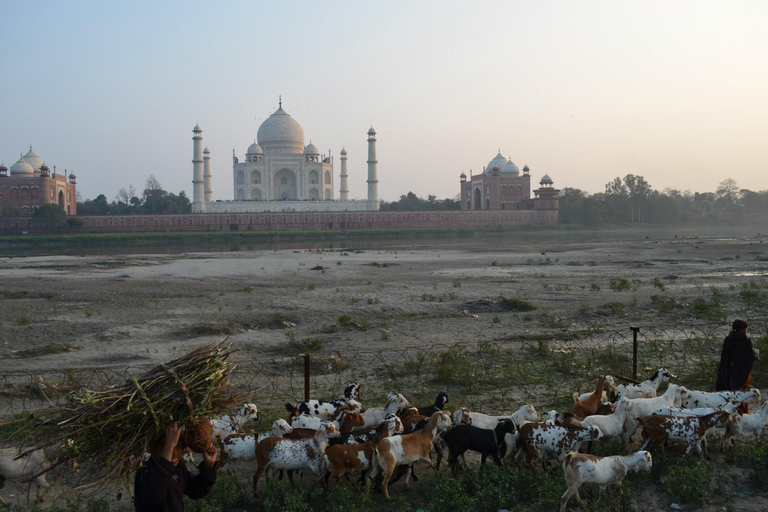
left=192, top=123, right=204, bottom=213
left=203, top=147, right=212, bottom=204
left=367, top=127, right=379, bottom=210
left=339, top=148, right=349, bottom=201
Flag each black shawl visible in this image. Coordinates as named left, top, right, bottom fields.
left=715, top=331, right=755, bottom=391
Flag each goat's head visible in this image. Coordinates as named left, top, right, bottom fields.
left=238, top=403, right=259, bottom=423
left=344, top=382, right=361, bottom=400
left=271, top=418, right=293, bottom=436
left=317, top=422, right=341, bottom=439
left=385, top=393, right=410, bottom=412
left=435, top=391, right=449, bottom=408
left=452, top=407, right=472, bottom=426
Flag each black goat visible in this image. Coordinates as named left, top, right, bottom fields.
left=416, top=391, right=449, bottom=416
left=445, top=419, right=517, bottom=468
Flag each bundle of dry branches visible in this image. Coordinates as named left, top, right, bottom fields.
left=8, top=341, right=242, bottom=493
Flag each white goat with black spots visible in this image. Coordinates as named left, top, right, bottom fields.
left=211, top=403, right=259, bottom=443
left=219, top=419, right=293, bottom=475
left=681, top=389, right=760, bottom=409
left=252, top=422, right=340, bottom=496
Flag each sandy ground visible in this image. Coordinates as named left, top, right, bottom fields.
left=1, top=227, right=768, bottom=509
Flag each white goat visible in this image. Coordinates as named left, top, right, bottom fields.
left=581, top=397, right=631, bottom=442
left=616, top=368, right=673, bottom=399
left=0, top=446, right=56, bottom=505
left=560, top=450, right=652, bottom=512
left=359, top=393, right=411, bottom=428
left=681, top=389, right=761, bottom=409
left=726, top=402, right=768, bottom=445
left=622, top=384, right=690, bottom=446
left=211, top=403, right=259, bottom=443
left=466, top=403, right=539, bottom=430
left=219, top=419, right=293, bottom=475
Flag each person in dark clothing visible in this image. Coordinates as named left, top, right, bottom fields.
left=134, top=421, right=218, bottom=512
left=716, top=318, right=759, bottom=412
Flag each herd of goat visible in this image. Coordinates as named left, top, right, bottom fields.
left=3, top=370, right=768, bottom=510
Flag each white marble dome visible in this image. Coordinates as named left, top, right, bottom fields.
left=246, top=141, right=263, bottom=155
left=257, top=106, right=305, bottom=154
left=304, top=142, right=319, bottom=155
left=10, top=156, right=34, bottom=176
left=541, top=174, right=553, bottom=184
left=23, top=147, right=45, bottom=172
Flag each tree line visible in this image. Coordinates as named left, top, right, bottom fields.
left=560, top=176, right=768, bottom=226
left=77, top=175, right=191, bottom=215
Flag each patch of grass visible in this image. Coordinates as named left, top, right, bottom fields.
left=85, top=309, right=93, bottom=318
left=493, top=314, right=500, bottom=323
left=288, top=336, right=325, bottom=354
left=258, top=479, right=313, bottom=512
left=652, top=277, right=666, bottom=290
left=321, top=323, right=339, bottom=333
left=590, top=282, right=601, bottom=291
left=237, top=286, right=253, bottom=293
left=499, top=296, right=537, bottom=312
left=16, top=315, right=29, bottom=326
left=664, top=461, right=711, bottom=505
left=184, top=475, right=252, bottom=512
left=690, top=297, right=726, bottom=321
left=609, top=278, right=631, bottom=291
left=338, top=314, right=354, bottom=326
left=740, top=288, right=768, bottom=307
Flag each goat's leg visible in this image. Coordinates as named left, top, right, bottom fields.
left=404, top=465, right=413, bottom=490
left=380, top=462, right=395, bottom=500
left=596, top=484, right=607, bottom=503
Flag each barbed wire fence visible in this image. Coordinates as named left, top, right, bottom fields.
left=1, top=319, right=766, bottom=505
left=4, top=320, right=765, bottom=430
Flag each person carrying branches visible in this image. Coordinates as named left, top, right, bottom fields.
left=133, top=421, right=218, bottom=512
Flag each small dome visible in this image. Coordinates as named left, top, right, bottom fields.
left=541, top=174, right=553, bottom=184
left=368, top=126, right=376, bottom=135
left=10, top=156, right=34, bottom=176
left=304, top=142, right=319, bottom=155
left=203, top=147, right=210, bottom=154
left=246, top=141, right=263, bottom=155
left=485, top=152, right=507, bottom=175
left=193, top=123, right=202, bottom=133
left=500, top=158, right=520, bottom=175
left=340, top=148, right=347, bottom=155
left=0, top=162, right=7, bottom=171
left=69, top=173, right=77, bottom=178
left=23, top=147, right=45, bottom=172
left=460, top=171, right=467, bottom=178
left=523, top=164, right=530, bottom=172
left=257, top=106, right=304, bottom=154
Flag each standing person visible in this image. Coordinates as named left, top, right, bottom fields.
left=716, top=318, right=758, bottom=413
left=134, top=421, right=218, bottom=512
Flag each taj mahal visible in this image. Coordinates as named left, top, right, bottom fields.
left=192, top=99, right=380, bottom=213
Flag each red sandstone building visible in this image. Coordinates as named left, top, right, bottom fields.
left=0, top=147, right=77, bottom=216
left=460, top=151, right=559, bottom=211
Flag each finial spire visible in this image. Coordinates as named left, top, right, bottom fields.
left=279, top=95, right=282, bottom=108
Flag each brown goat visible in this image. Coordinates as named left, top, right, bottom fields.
left=570, top=378, right=610, bottom=420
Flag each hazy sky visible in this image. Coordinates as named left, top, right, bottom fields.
left=1, top=1, right=766, bottom=202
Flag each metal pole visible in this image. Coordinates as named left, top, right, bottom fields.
left=630, top=326, right=640, bottom=379
left=301, top=353, right=310, bottom=401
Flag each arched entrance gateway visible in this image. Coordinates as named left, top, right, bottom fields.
left=273, top=168, right=297, bottom=200
left=58, top=190, right=65, bottom=208
left=473, top=188, right=482, bottom=210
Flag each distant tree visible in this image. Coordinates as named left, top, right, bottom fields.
left=0, top=200, right=19, bottom=217
left=142, top=175, right=167, bottom=213
left=380, top=191, right=460, bottom=211
left=716, top=178, right=741, bottom=212
left=624, top=174, right=653, bottom=223
left=31, top=203, right=67, bottom=230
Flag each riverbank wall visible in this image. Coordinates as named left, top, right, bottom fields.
left=0, top=209, right=559, bottom=235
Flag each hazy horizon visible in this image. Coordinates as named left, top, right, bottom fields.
left=1, top=1, right=766, bottom=203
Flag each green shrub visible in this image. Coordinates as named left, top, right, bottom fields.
left=288, top=337, right=325, bottom=354
left=338, top=314, right=354, bottom=326
left=259, top=479, right=313, bottom=512
left=184, top=475, right=251, bottom=512
left=664, top=462, right=710, bottom=504
left=16, top=315, right=29, bottom=326
left=609, top=278, right=631, bottom=291
left=323, top=483, right=374, bottom=512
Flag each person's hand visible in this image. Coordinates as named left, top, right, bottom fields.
left=161, top=421, right=182, bottom=463
left=202, top=445, right=217, bottom=469
left=754, top=348, right=761, bottom=360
